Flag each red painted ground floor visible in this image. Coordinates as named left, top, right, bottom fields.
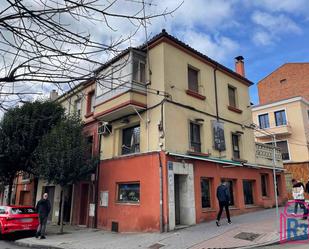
left=95, top=151, right=287, bottom=232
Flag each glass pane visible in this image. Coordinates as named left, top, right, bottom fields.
left=188, top=67, right=198, bottom=92
left=11, top=208, right=36, bottom=214
left=261, top=175, right=268, bottom=197
left=243, top=180, right=254, bottom=205
left=228, top=87, right=236, bottom=107
left=259, top=114, right=269, bottom=129
left=118, top=183, right=140, bottom=202
left=140, top=62, right=146, bottom=83
left=190, top=123, right=201, bottom=152
left=90, top=93, right=95, bottom=112
left=276, top=141, right=290, bottom=160
left=275, top=110, right=287, bottom=126
left=201, top=179, right=211, bottom=208
left=132, top=60, right=139, bottom=82
left=122, top=126, right=140, bottom=155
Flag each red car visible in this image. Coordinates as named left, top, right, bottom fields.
left=0, top=205, right=39, bottom=235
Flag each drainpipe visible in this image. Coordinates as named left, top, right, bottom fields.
left=213, top=66, right=219, bottom=121
left=94, top=132, right=102, bottom=228
left=158, top=152, right=164, bottom=233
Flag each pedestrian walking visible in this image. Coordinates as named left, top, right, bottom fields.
left=35, top=193, right=51, bottom=239
left=292, top=179, right=308, bottom=219
left=216, top=181, right=232, bottom=226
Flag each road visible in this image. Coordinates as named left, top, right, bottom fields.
left=261, top=243, right=309, bottom=249
left=0, top=231, right=35, bottom=249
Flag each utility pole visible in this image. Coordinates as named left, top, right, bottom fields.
left=272, top=134, right=279, bottom=230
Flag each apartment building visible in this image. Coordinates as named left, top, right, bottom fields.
left=56, top=30, right=286, bottom=232
left=253, top=64, right=309, bottom=195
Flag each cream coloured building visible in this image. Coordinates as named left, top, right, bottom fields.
left=49, top=30, right=286, bottom=232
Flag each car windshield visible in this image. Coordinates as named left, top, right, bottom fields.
left=10, top=208, right=36, bottom=214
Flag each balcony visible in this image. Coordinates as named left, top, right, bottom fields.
left=255, top=142, right=283, bottom=168
left=254, top=122, right=292, bottom=138
left=93, top=84, right=147, bottom=122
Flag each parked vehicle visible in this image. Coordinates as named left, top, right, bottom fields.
left=0, top=205, right=39, bottom=235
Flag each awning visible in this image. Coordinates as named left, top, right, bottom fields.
left=167, top=152, right=285, bottom=171
left=167, top=152, right=243, bottom=166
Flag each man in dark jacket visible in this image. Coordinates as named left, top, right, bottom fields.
left=35, top=193, right=51, bottom=239
left=216, top=181, right=232, bottom=226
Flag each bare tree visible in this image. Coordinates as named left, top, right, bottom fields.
left=0, top=0, right=180, bottom=110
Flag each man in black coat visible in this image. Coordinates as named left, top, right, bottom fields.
left=216, top=181, right=232, bottom=226
left=35, top=193, right=51, bottom=239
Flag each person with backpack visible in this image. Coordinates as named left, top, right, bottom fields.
left=216, top=181, right=232, bottom=226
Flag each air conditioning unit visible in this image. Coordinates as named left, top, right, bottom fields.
left=98, top=123, right=112, bottom=136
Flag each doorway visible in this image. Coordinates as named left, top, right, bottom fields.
left=42, top=186, right=55, bottom=221
left=79, top=184, right=89, bottom=225
left=19, top=191, right=31, bottom=206
left=168, top=161, right=196, bottom=230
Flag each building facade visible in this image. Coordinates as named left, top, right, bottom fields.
left=253, top=63, right=309, bottom=197
left=58, top=30, right=286, bottom=232
left=258, top=63, right=309, bottom=105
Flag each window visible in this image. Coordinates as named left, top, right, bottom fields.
left=87, top=136, right=93, bottom=156
left=258, top=114, right=270, bottom=129
left=261, top=174, right=268, bottom=197
left=201, top=178, right=211, bottom=208
left=87, top=91, right=95, bottom=114
left=74, top=99, right=82, bottom=117
left=190, top=122, right=201, bottom=152
left=117, top=183, right=140, bottom=203
left=221, top=179, right=235, bottom=206
left=0, top=207, right=6, bottom=214
left=122, top=125, right=140, bottom=155
left=228, top=86, right=237, bottom=108
left=274, top=110, right=287, bottom=126
left=277, top=141, right=290, bottom=160
left=307, top=110, right=309, bottom=120
left=133, top=59, right=146, bottom=83
left=188, top=67, right=199, bottom=92
left=243, top=180, right=254, bottom=205
left=11, top=207, right=36, bottom=214
left=232, top=134, right=240, bottom=159
left=275, top=175, right=281, bottom=196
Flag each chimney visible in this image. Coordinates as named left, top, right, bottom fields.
left=49, top=89, right=58, bottom=100
left=235, top=56, right=245, bottom=77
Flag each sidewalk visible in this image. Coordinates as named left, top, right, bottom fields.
left=15, top=208, right=282, bottom=249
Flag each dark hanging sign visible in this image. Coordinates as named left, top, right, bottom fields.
left=212, top=120, right=226, bottom=151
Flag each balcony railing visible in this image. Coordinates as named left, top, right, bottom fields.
left=255, top=142, right=283, bottom=168
left=254, top=122, right=292, bottom=138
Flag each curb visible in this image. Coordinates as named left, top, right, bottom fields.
left=15, top=240, right=64, bottom=249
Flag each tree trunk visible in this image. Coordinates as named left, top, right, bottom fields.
left=7, top=176, right=14, bottom=205
left=59, top=186, right=65, bottom=234
left=32, top=177, right=39, bottom=207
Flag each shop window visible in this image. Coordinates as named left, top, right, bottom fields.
left=190, top=122, right=201, bottom=152
left=274, top=110, right=287, bottom=126
left=201, top=178, right=211, bottom=208
left=221, top=179, right=235, bottom=206
left=121, top=125, right=140, bottom=155
left=258, top=114, right=270, bottom=129
left=243, top=180, right=254, bottom=205
left=261, top=174, right=268, bottom=197
left=117, top=183, right=140, bottom=203
left=188, top=66, right=199, bottom=92
left=228, top=85, right=237, bottom=108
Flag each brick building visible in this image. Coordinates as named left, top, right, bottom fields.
left=258, top=63, right=309, bottom=104
left=254, top=63, right=309, bottom=197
